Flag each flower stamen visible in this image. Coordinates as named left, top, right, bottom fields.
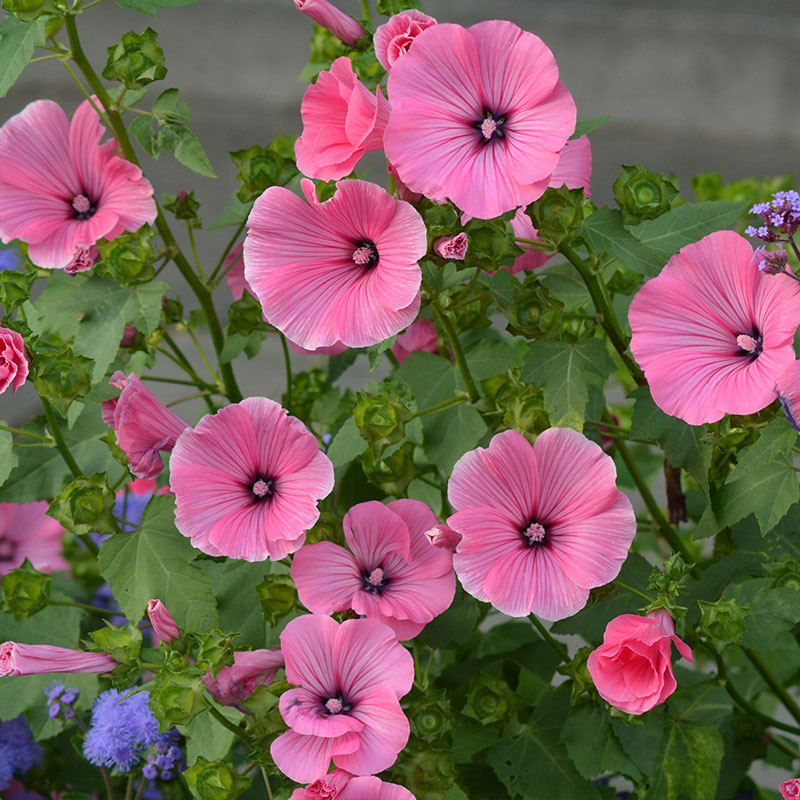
left=252, top=477, right=274, bottom=500
left=71, top=193, right=96, bottom=220
left=523, top=521, right=547, bottom=546
left=352, top=242, right=379, bottom=269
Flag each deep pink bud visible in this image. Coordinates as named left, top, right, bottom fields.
left=147, top=599, right=180, bottom=644
left=433, top=233, right=468, bottom=261
left=202, top=649, right=284, bottom=707
left=294, top=0, right=366, bottom=47
left=0, top=327, right=28, bottom=396
left=374, top=9, right=437, bottom=71
left=64, top=245, right=100, bottom=275
left=781, top=778, right=800, bottom=799
left=424, top=523, right=462, bottom=552
left=0, top=642, right=119, bottom=676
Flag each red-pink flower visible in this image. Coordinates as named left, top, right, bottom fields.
left=0, top=501, right=67, bottom=576
left=295, top=58, right=390, bottom=182
left=202, top=648, right=284, bottom=707
left=147, top=599, right=179, bottom=644
left=433, top=233, right=468, bottom=261
left=290, top=768, right=352, bottom=800
left=294, top=0, right=366, bottom=47
left=629, top=231, right=800, bottom=425
left=391, top=319, right=437, bottom=364
left=0, top=99, right=156, bottom=269
left=374, top=10, right=437, bottom=71
left=170, top=397, right=333, bottom=561
left=0, top=642, right=119, bottom=676
left=244, top=179, right=426, bottom=350
left=292, top=500, right=455, bottom=640
left=776, top=360, right=800, bottom=431
left=384, top=21, right=576, bottom=219
left=447, top=428, right=635, bottom=620
left=291, top=771, right=416, bottom=800
left=271, top=614, right=413, bottom=783
left=781, top=779, right=800, bottom=800
left=102, top=371, right=188, bottom=479
left=587, top=609, right=693, bottom=715
left=0, top=327, right=28, bottom=395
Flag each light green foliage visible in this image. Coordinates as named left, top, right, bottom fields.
left=0, top=15, right=44, bottom=97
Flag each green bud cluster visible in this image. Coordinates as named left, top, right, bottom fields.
left=613, top=163, right=679, bottom=225
left=1, top=559, right=50, bottom=620
left=102, top=27, right=167, bottom=90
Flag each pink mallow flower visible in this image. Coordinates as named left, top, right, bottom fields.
left=271, top=614, right=414, bottom=783
left=244, top=179, right=426, bottom=350
left=170, top=397, right=334, bottom=561
left=391, top=319, right=437, bottom=364
left=374, top=10, right=437, bottom=71
left=0, top=99, right=156, bottom=269
left=433, top=233, right=468, bottom=261
left=202, top=648, right=284, bottom=707
left=0, top=327, right=28, bottom=395
left=0, top=642, right=119, bottom=676
left=295, top=58, right=390, bottom=182
left=294, top=0, right=366, bottom=47
left=225, top=243, right=248, bottom=300
left=291, top=771, right=416, bottom=800
left=424, top=523, right=461, bottom=553
left=0, top=501, right=67, bottom=576
left=147, top=599, right=179, bottom=644
left=781, top=779, right=800, bottom=800
left=587, top=609, right=693, bottom=715
left=292, top=499, right=455, bottom=641
left=101, top=371, right=188, bottom=479
left=447, top=428, right=635, bottom=620
left=384, top=20, right=576, bottom=220
left=776, top=360, right=800, bottom=432
left=629, top=230, right=800, bottom=425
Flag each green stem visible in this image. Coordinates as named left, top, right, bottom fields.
left=770, top=733, right=800, bottom=760
left=207, top=705, right=253, bottom=744
left=279, top=333, right=293, bottom=413
left=99, top=765, right=114, bottom=800
left=261, top=766, right=274, bottom=800
left=0, top=424, right=52, bottom=443
left=359, top=0, right=370, bottom=24
left=187, top=225, right=205, bottom=278
left=184, top=326, right=221, bottom=383
left=51, top=600, right=115, bottom=616
left=209, top=220, right=247, bottom=285
left=614, top=581, right=652, bottom=603
left=165, top=391, right=215, bottom=408
left=124, top=774, right=134, bottom=800
left=412, top=395, right=468, bottom=418
left=64, top=13, right=242, bottom=403
left=744, top=648, right=800, bottom=726
left=529, top=614, right=570, bottom=662
left=431, top=299, right=480, bottom=403
left=160, top=331, right=217, bottom=411
left=559, top=242, right=645, bottom=385
left=40, top=397, right=82, bottom=479
left=132, top=779, right=148, bottom=800
left=142, top=375, right=216, bottom=390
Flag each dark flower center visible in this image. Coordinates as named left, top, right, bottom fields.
left=521, top=521, right=547, bottom=547
left=475, top=109, right=507, bottom=143
left=0, top=538, right=15, bottom=562
left=362, top=566, right=388, bottom=594
left=250, top=476, right=274, bottom=501
left=352, top=241, right=379, bottom=269
left=736, top=329, right=763, bottom=360
left=71, top=193, right=97, bottom=221
left=323, top=694, right=352, bottom=715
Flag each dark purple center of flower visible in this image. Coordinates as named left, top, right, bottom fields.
left=352, top=241, right=379, bottom=269
left=71, top=193, right=97, bottom=221
left=323, top=694, right=352, bottom=715
left=0, top=538, right=15, bottom=562
left=475, top=110, right=507, bottom=143
left=362, top=566, right=388, bottom=594
left=736, top=329, right=763, bottom=360
left=250, top=476, right=274, bottom=501
left=521, top=521, right=547, bottom=547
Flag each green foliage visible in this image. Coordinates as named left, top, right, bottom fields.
left=1, top=559, right=51, bottom=620
left=48, top=472, right=117, bottom=535
left=184, top=756, right=252, bottom=800
left=0, top=421, right=17, bottom=486
left=113, top=0, right=197, bottom=14
left=229, top=140, right=299, bottom=202
left=102, top=27, right=167, bottom=88
left=580, top=207, right=665, bottom=276
left=613, top=163, right=680, bottom=225
left=571, top=115, right=611, bottom=139
left=0, top=14, right=44, bottom=96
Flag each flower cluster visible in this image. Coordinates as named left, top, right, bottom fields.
left=746, top=190, right=800, bottom=241
left=45, top=681, right=80, bottom=725
left=0, top=716, right=42, bottom=791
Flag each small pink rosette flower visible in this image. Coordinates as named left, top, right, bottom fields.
left=781, top=779, right=800, bottom=800
left=374, top=10, right=437, bottom=70
left=433, top=233, right=468, bottom=261
left=0, top=501, right=67, bottom=576
left=294, top=0, right=366, bottom=47
left=391, top=319, right=438, bottom=364
left=147, top=599, right=180, bottom=644
left=295, top=58, right=390, bottom=182
left=0, top=327, right=28, bottom=395
left=291, top=771, right=417, bottom=800
left=587, top=609, right=693, bottom=715
left=0, top=642, right=119, bottom=676
left=202, top=648, right=284, bottom=707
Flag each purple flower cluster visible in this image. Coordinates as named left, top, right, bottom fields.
left=142, top=729, right=185, bottom=782
left=45, top=681, right=80, bottom=724
left=0, top=715, right=43, bottom=790
left=746, top=190, right=800, bottom=242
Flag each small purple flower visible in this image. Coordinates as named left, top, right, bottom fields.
left=0, top=716, right=43, bottom=791
left=45, top=681, right=80, bottom=726
left=747, top=190, right=800, bottom=241
left=143, top=764, right=158, bottom=780
left=752, top=245, right=789, bottom=275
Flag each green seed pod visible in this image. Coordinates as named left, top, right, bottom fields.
left=408, top=691, right=452, bottom=743
left=150, top=670, right=205, bottom=727
left=613, top=163, right=679, bottom=225
left=462, top=673, right=514, bottom=725
left=361, top=441, right=419, bottom=496
left=88, top=623, right=143, bottom=663
left=256, top=575, right=297, bottom=626
left=184, top=757, right=252, bottom=800
left=97, top=227, right=156, bottom=286
left=229, top=141, right=298, bottom=203
left=528, top=186, right=587, bottom=246
left=48, top=473, right=117, bottom=536
left=506, top=275, right=564, bottom=340
left=1, top=559, right=51, bottom=620
left=698, top=598, right=750, bottom=650
left=2, top=0, right=64, bottom=21
left=102, top=27, right=167, bottom=89
left=392, top=747, right=455, bottom=798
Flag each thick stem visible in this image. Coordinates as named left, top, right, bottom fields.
left=51, top=600, right=115, bottom=616
left=431, top=299, right=480, bottom=403
left=207, top=705, right=253, bottom=745
left=99, top=765, right=115, bottom=800
left=279, top=333, right=293, bottom=414
left=412, top=395, right=468, bottom=418
left=744, top=648, right=800, bottom=726
left=529, top=614, right=570, bottom=662
left=40, top=397, right=82, bottom=479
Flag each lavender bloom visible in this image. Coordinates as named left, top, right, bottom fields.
left=45, top=681, right=80, bottom=725
left=751, top=245, right=789, bottom=275
left=0, top=716, right=43, bottom=791
left=747, top=190, right=800, bottom=241
left=0, top=248, right=19, bottom=271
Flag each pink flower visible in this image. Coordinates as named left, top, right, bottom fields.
left=65, top=244, right=100, bottom=275
left=424, top=523, right=461, bottom=553
left=510, top=134, right=592, bottom=272
left=447, top=428, right=635, bottom=620
left=0, top=99, right=156, bottom=269
left=384, top=20, right=576, bottom=219
left=338, top=777, right=415, bottom=800
left=776, top=360, right=800, bottom=431
left=629, top=230, right=800, bottom=425
left=290, top=769, right=352, bottom=800
left=292, top=500, right=455, bottom=640
left=202, top=648, right=284, bottom=707
left=294, top=0, right=366, bottom=47
left=780, top=779, right=800, bottom=799
left=102, top=371, right=188, bottom=479
left=295, top=58, right=390, bottom=182
left=0, top=642, right=119, bottom=676
left=225, top=243, right=247, bottom=300
left=170, top=397, right=334, bottom=561
left=0, top=327, right=28, bottom=395
left=271, top=614, right=414, bottom=783
left=0, top=501, right=67, bottom=576
left=374, top=10, right=437, bottom=71
left=433, top=233, right=468, bottom=261
left=147, top=599, right=179, bottom=644
left=387, top=163, right=421, bottom=204
left=391, top=319, right=437, bottom=364
left=587, top=609, right=693, bottom=715
left=290, top=340, right=350, bottom=357
left=244, top=179, right=426, bottom=350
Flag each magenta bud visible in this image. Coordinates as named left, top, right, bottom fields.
left=433, top=233, right=468, bottom=261
left=147, top=598, right=180, bottom=644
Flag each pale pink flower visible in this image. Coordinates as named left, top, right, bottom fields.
left=202, top=648, right=284, bottom=707
left=781, top=779, right=800, bottom=800
left=294, top=0, right=366, bottom=47
left=374, top=10, right=437, bottom=70
left=0, top=327, right=28, bottom=395
left=384, top=20, right=576, bottom=219
left=244, top=179, right=426, bottom=350
left=629, top=231, right=800, bottom=425
left=271, top=614, right=414, bottom=783
left=147, top=599, right=179, bottom=644
left=776, top=360, right=800, bottom=431
left=0, top=642, right=119, bottom=676
left=170, top=397, right=334, bottom=561
left=225, top=243, right=247, bottom=300
left=391, top=319, right=437, bottom=364
left=292, top=500, right=455, bottom=641
left=424, top=523, right=461, bottom=553
left=295, top=58, right=390, bottom=182
left=0, top=99, right=156, bottom=269
left=101, top=371, right=188, bottom=479
left=447, top=428, right=635, bottom=620
left=290, top=340, right=349, bottom=357
left=587, top=609, right=693, bottom=715
left=433, top=233, right=468, bottom=261
left=0, top=501, right=67, bottom=576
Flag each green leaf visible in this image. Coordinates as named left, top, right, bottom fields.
left=629, top=200, right=749, bottom=259
left=182, top=709, right=236, bottom=765
left=166, top=121, right=216, bottom=177
left=416, top=587, right=480, bottom=649
left=98, top=494, right=219, bottom=632
left=113, top=0, right=197, bottom=14
left=152, top=87, right=192, bottom=120
left=327, top=417, right=368, bottom=468
left=539, top=262, right=591, bottom=312
left=580, top=207, right=665, bottom=276
left=209, top=192, right=252, bottom=230
left=0, top=16, right=45, bottom=99
left=0, top=422, right=17, bottom=487
left=571, top=115, right=611, bottom=140
left=723, top=578, right=800, bottom=651
left=488, top=686, right=600, bottom=800
left=464, top=335, right=523, bottom=382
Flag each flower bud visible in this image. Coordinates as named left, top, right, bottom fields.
left=48, top=473, right=117, bottom=536
left=102, top=27, right=167, bottom=89
left=698, top=598, right=750, bottom=650
left=1, top=0, right=65, bottom=20
left=184, top=756, right=252, bottom=800
left=256, top=576, right=297, bottom=626
left=161, top=296, right=184, bottom=325
left=163, top=189, right=201, bottom=223
left=462, top=674, right=514, bottom=725
left=229, top=141, right=298, bottom=203
left=190, top=630, right=235, bottom=678
left=361, top=441, right=418, bottom=496
left=391, top=747, right=455, bottom=796
left=147, top=599, right=180, bottom=645
left=354, top=380, right=415, bottom=448
left=751, top=245, right=789, bottom=275
left=96, top=227, right=156, bottom=286
left=424, top=524, right=461, bottom=553
left=433, top=233, right=468, bottom=261
left=32, top=346, right=94, bottom=415
left=88, top=623, right=143, bottom=663
left=612, top=163, right=679, bottom=225
left=1, top=559, right=51, bottom=620
left=150, top=671, right=205, bottom=727
left=227, top=292, right=267, bottom=336
left=408, top=692, right=452, bottom=743
left=528, top=186, right=588, bottom=245
left=294, top=0, right=367, bottom=48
